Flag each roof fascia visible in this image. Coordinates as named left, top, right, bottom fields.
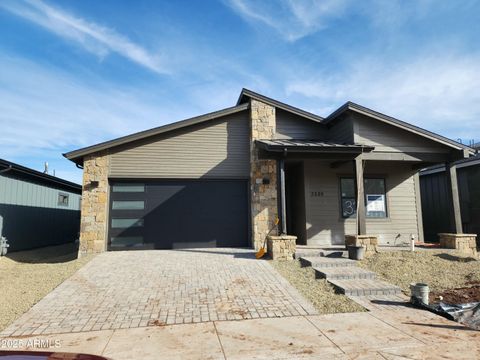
left=0, top=159, right=82, bottom=191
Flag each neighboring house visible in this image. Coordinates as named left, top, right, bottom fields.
left=0, top=159, right=82, bottom=252
left=420, top=151, right=480, bottom=244
left=64, top=89, right=475, bottom=255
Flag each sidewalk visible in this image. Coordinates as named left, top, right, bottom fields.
left=1, top=302, right=479, bottom=359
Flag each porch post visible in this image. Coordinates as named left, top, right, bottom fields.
left=278, top=158, right=287, bottom=234
left=354, top=156, right=366, bottom=235
left=446, top=162, right=463, bottom=233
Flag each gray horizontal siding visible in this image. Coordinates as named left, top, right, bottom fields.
left=304, top=161, right=419, bottom=246
left=328, top=116, right=354, bottom=144
left=275, top=109, right=326, bottom=139
left=0, top=174, right=81, bottom=210
left=109, top=111, right=250, bottom=179
left=353, top=113, right=449, bottom=153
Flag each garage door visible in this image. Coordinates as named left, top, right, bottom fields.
left=108, top=180, right=249, bottom=250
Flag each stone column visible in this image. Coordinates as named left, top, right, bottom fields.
left=267, top=235, right=297, bottom=260
left=345, top=234, right=378, bottom=256
left=250, top=99, right=278, bottom=250
left=79, top=152, right=109, bottom=257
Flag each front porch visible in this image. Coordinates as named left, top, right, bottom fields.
left=256, top=138, right=472, bottom=250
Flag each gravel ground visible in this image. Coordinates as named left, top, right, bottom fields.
left=358, top=250, right=480, bottom=295
left=270, top=260, right=365, bottom=314
left=0, top=244, right=93, bottom=331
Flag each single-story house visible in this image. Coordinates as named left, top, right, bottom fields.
left=64, top=89, right=476, bottom=255
left=0, top=158, right=82, bottom=252
left=420, top=149, right=480, bottom=244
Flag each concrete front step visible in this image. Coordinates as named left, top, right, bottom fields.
left=295, top=249, right=347, bottom=259
left=329, top=279, right=402, bottom=296
left=314, top=266, right=377, bottom=280
left=299, top=256, right=356, bottom=268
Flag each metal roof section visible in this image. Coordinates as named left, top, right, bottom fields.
left=0, top=158, right=82, bottom=192
left=64, top=103, right=250, bottom=163
left=323, top=101, right=475, bottom=154
left=237, top=88, right=324, bottom=123
left=256, top=139, right=375, bottom=153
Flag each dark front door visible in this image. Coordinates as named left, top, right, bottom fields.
left=109, top=180, right=248, bottom=250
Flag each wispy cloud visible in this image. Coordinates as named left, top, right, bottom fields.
left=0, top=54, right=180, bottom=182
left=225, top=0, right=348, bottom=41
left=0, top=52, right=255, bottom=183
left=285, top=53, right=480, bottom=140
left=0, top=0, right=167, bottom=74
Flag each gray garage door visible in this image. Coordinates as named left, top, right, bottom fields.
left=108, top=180, right=249, bottom=250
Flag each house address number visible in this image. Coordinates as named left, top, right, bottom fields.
left=310, top=191, right=323, bottom=197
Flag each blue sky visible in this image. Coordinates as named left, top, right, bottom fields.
left=1, top=0, right=479, bottom=183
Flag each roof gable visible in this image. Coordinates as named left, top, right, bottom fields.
left=237, top=88, right=324, bottom=123
left=64, top=103, right=249, bottom=164
left=324, top=101, right=474, bottom=154
left=64, top=89, right=475, bottom=164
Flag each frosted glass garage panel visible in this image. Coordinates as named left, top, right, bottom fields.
left=112, top=201, right=145, bottom=210
left=110, top=236, right=144, bottom=247
left=112, top=184, right=144, bottom=192
left=111, top=218, right=144, bottom=228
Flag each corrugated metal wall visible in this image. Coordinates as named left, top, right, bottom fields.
left=419, top=171, right=452, bottom=242
left=0, top=204, right=80, bottom=251
left=420, top=165, right=480, bottom=243
left=0, top=173, right=81, bottom=251
left=0, top=174, right=81, bottom=210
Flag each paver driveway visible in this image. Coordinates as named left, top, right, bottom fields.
left=2, top=248, right=317, bottom=336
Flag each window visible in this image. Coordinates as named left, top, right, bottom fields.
left=340, top=178, right=356, bottom=218
left=364, top=178, right=387, bottom=218
left=110, top=236, right=144, bottom=248
left=340, top=177, right=387, bottom=218
left=58, top=193, right=69, bottom=206
left=112, top=201, right=145, bottom=210
left=112, top=184, right=144, bottom=192
left=111, top=218, right=144, bottom=228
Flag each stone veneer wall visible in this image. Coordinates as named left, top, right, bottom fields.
left=439, top=233, right=478, bottom=257
left=267, top=235, right=297, bottom=260
left=345, top=234, right=378, bottom=256
left=78, top=152, right=109, bottom=256
left=250, top=99, right=278, bottom=250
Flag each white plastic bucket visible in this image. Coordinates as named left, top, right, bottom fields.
left=410, top=283, right=429, bottom=305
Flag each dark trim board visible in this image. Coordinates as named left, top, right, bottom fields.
left=0, top=158, right=81, bottom=193
left=108, top=178, right=250, bottom=250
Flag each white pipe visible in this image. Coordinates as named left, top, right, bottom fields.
left=410, top=234, right=415, bottom=252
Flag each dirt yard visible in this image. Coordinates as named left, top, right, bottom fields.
left=0, top=244, right=93, bottom=331
left=429, top=282, right=480, bottom=304
left=359, top=250, right=480, bottom=304
left=270, top=260, right=365, bottom=314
